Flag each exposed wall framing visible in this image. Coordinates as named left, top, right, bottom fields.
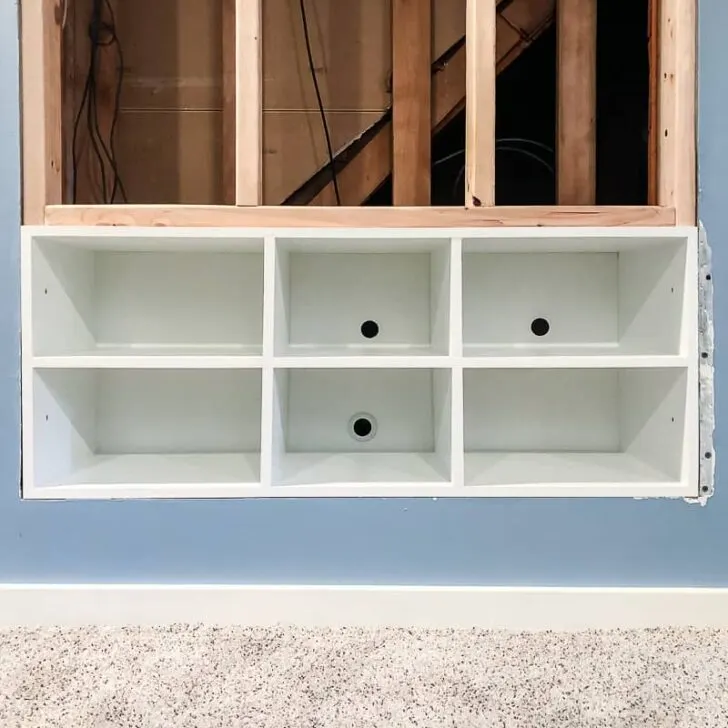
left=20, top=0, right=697, bottom=227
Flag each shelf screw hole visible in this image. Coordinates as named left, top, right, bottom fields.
left=360, top=320, right=379, bottom=339
left=45, top=415, right=48, bottom=421
left=706, top=274, right=712, bottom=281
left=670, top=287, right=674, bottom=293
left=671, top=417, right=675, bottom=423
left=702, top=352, right=709, bottom=359
left=702, top=485, right=710, bottom=494
left=44, top=288, right=48, bottom=295
left=530, top=317, right=550, bottom=337
left=349, top=412, right=377, bottom=442
left=705, top=452, right=713, bottom=459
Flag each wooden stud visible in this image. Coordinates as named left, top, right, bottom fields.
left=647, top=0, right=660, bottom=206
left=21, top=0, right=64, bottom=223
left=556, top=0, right=597, bottom=205
left=235, top=0, right=263, bottom=205
left=222, top=0, right=236, bottom=206
left=61, top=0, right=76, bottom=203
left=658, top=0, right=697, bottom=225
left=45, top=204, right=676, bottom=228
left=392, top=0, right=432, bottom=206
left=465, top=0, right=497, bottom=208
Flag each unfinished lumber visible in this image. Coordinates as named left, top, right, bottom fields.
left=45, top=204, right=676, bottom=228
left=21, top=0, right=64, bottom=223
left=556, top=0, right=597, bottom=205
left=647, top=0, right=659, bottom=206
left=236, top=0, right=262, bottom=205
left=465, top=0, right=497, bottom=207
left=392, top=0, right=432, bottom=205
left=222, top=0, right=236, bottom=205
left=658, top=0, right=697, bottom=224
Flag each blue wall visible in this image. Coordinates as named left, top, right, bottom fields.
left=1, top=1, right=724, bottom=586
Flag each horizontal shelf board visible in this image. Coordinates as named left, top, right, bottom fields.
left=33, top=352, right=265, bottom=369
left=275, top=453, right=450, bottom=486
left=26, top=230, right=265, bottom=252
left=464, top=452, right=674, bottom=487
left=34, top=453, right=261, bottom=489
left=25, top=482, right=694, bottom=500
left=463, top=350, right=688, bottom=368
left=461, top=233, right=689, bottom=254
left=277, top=344, right=445, bottom=357
left=273, top=355, right=452, bottom=368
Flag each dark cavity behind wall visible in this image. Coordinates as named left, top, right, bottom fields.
left=369, top=0, right=649, bottom=206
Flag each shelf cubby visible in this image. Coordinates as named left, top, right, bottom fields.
left=462, top=234, right=689, bottom=359
left=273, top=237, right=452, bottom=358
left=271, top=368, right=453, bottom=486
left=463, top=367, right=692, bottom=489
left=29, top=368, right=263, bottom=495
left=29, top=233, right=264, bottom=360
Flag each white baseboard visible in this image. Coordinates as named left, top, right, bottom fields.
left=1, top=585, right=728, bottom=629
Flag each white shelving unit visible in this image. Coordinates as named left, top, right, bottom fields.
left=21, top=226, right=699, bottom=499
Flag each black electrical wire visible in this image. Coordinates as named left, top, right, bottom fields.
left=71, top=0, right=127, bottom=203
left=298, top=0, right=341, bottom=205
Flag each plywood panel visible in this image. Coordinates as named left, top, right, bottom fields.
left=116, top=0, right=223, bottom=110
left=264, top=0, right=391, bottom=112
left=264, top=111, right=380, bottom=203
left=114, top=111, right=222, bottom=204
left=501, top=0, right=556, bottom=35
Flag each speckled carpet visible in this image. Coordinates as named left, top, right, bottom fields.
left=1, top=626, right=727, bottom=727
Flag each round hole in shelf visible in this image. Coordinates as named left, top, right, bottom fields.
left=44, top=288, right=48, bottom=295
left=702, top=485, right=710, bottom=494
left=45, top=414, right=48, bottom=422
left=530, top=317, right=550, bottom=337
left=702, top=352, right=709, bottom=359
left=361, top=320, right=380, bottom=339
left=706, top=274, right=712, bottom=281
left=705, top=452, right=713, bottom=459
left=349, top=412, right=377, bottom=442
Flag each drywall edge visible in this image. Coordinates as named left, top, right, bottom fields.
left=694, top=222, right=715, bottom=503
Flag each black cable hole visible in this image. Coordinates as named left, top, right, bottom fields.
left=530, top=317, right=550, bottom=337
left=353, top=417, right=373, bottom=438
left=361, top=320, right=379, bottom=339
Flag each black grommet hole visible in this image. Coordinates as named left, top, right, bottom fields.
left=353, top=417, right=373, bottom=438
left=530, top=317, right=550, bottom=337
left=361, top=320, right=379, bottom=339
